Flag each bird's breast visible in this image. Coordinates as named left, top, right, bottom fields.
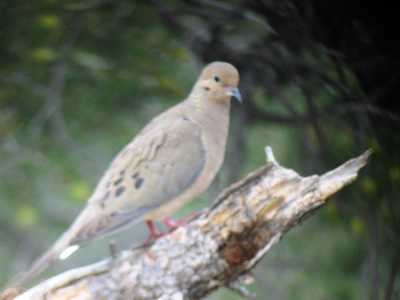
left=145, top=107, right=230, bottom=221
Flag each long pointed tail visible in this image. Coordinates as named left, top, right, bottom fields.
left=7, top=233, right=74, bottom=288
left=5, top=207, right=92, bottom=289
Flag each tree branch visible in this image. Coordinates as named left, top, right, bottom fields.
left=9, top=147, right=371, bottom=300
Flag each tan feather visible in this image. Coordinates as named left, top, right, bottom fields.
left=10, top=61, right=241, bottom=288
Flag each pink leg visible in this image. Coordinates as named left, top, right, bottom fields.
left=163, top=211, right=204, bottom=231
left=143, top=220, right=165, bottom=246
left=163, top=217, right=180, bottom=229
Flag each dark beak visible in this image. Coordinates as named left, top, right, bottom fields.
left=227, top=87, right=242, bottom=103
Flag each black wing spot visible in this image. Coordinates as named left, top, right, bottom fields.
left=131, top=172, right=139, bottom=179
left=115, top=186, right=126, bottom=197
left=100, top=191, right=110, bottom=208
left=113, top=177, right=123, bottom=186
left=135, top=177, right=144, bottom=189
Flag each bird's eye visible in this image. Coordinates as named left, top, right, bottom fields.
left=213, top=76, right=220, bottom=82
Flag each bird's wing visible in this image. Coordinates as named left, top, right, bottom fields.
left=69, top=116, right=206, bottom=244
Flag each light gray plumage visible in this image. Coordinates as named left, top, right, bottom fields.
left=10, top=61, right=241, bottom=287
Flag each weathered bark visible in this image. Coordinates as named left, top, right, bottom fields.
left=11, top=147, right=370, bottom=300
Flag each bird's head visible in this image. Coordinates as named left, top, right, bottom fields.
left=193, top=61, right=242, bottom=104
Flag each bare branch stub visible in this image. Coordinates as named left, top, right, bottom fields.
left=10, top=148, right=371, bottom=300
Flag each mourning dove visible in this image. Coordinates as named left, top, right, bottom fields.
left=11, top=61, right=241, bottom=287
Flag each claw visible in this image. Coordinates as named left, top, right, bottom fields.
left=142, top=220, right=166, bottom=246
left=143, top=212, right=204, bottom=246
left=162, top=211, right=203, bottom=231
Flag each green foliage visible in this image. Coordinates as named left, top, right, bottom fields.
left=16, top=204, right=39, bottom=227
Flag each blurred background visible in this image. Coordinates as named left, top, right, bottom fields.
left=1, top=1, right=399, bottom=299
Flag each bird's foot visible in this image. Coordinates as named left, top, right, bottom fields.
left=142, top=220, right=167, bottom=246
left=142, top=212, right=204, bottom=246
left=162, top=211, right=204, bottom=231
left=162, top=217, right=181, bottom=230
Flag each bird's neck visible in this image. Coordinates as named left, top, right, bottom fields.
left=187, top=94, right=231, bottom=130
left=186, top=95, right=231, bottom=160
